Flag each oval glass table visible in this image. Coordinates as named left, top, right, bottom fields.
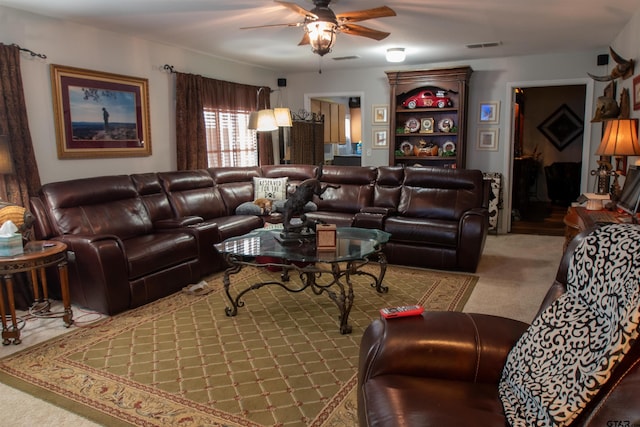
left=214, top=227, right=390, bottom=334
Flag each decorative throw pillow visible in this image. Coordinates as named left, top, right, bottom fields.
left=272, top=200, right=317, bottom=213
left=253, top=177, right=288, bottom=201
left=235, top=201, right=264, bottom=216
left=499, top=224, right=640, bottom=427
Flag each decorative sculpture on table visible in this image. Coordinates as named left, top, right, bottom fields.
left=278, top=166, right=339, bottom=244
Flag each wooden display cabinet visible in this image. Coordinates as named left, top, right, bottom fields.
left=386, top=66, right=473, bottom=168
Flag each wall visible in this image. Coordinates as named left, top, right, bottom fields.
left=0, top=6, right=279, bottom=184
left=3, top=4, right=639, bottom=233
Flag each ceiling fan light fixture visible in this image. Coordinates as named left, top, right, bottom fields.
left=306, top=21, right=337, bottom=56
left=386, top=47, right=405, bottom=62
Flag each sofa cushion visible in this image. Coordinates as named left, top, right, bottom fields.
left=124, top=232, right=198, bottom=279
left=384, top=216, right=458, bottom=247
left=499, top=224, right=640, bottom=426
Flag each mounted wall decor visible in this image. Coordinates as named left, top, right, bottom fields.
left=50, top=64, right=151, bottom=159
left=537, top=103, right=583, bottom=151
left=633, top=75, right=640, bottom=111
left=372, top=128, right=388, bottom=149
left=477, top=128, right=499, bottom=151
left=372, top=104, right=389, bottom=124
left=478, top=101, right=500, bottom=124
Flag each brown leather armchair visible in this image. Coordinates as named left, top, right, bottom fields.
left=358, top=224, right=640, bottom=426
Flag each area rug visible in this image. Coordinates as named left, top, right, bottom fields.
left=0, top=264, right=477, bottom=427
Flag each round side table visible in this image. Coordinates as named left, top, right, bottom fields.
left=0, top=240, right=73, bottom=345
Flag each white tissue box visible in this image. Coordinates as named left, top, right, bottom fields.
left=0, top=234, right=23, bottom=256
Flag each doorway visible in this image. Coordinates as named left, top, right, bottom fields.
left=504, top=79, right=595, bottom=235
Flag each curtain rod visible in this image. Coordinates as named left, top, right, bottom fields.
left=163, top=64, right=176, bottom=74
left=11, top=43, right=47, bottom=59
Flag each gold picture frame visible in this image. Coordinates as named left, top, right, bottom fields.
left=478, top=101, right=500, bottom=124
left=477, top=128, right=499, bottom=151
left=50, top=64, right=152, bottom=159
left=372, top=128, right=388, bottom=149
left=372, top=104, right=389, bottom=124
left=420, top=118, right=435, bottom=133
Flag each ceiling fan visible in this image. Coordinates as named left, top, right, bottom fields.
left=241, top=0, right=396, bottom=57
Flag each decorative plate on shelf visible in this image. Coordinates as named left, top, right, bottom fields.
left=400, top=141, right=413, bottom=156
left=438, top=118, right=454, bottom=132
left=405, top=117, right=420, bottom=133
left=442, top=141, right=456, bottom=154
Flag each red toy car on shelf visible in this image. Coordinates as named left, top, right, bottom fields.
left=401, top=90, right=453, bottom=109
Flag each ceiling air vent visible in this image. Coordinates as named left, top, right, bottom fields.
left=332, top=55, right=360, bottom=61
left=466, top=41, right=502, bottom=49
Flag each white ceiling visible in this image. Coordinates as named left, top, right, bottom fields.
left=2, top=0, right=640, bottom=73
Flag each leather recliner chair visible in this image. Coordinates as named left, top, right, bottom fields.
left=357, top=224, right=640, bottom=426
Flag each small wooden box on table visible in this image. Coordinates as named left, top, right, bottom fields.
left=0, top=240, right=73, bottom=345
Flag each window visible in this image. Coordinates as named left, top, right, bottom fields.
left=204, top=107, right=257, bottom=167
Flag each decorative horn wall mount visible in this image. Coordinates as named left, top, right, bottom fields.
left=588, top=47, right=635, bottom=82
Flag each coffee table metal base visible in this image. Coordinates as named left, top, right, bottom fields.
left=222, top=253, right=387, bottom=334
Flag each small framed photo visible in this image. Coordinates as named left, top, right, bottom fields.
left=478, top=101, right=500, bottom=124
left=420, top=118, right=435, bottom=133
left=372, top=128, right=388, bottom=149
left=477, top=128, right=499, bottom=151
left=50, top=64, right=151, bottom=159
left=372, top=104, right=389, bottom=124
left=634, top=75, right=640, bottom=111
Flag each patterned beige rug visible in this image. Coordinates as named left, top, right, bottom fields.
left=0, top=264, right=477, bottom=427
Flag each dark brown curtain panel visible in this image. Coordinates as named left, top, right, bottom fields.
left=175, top=72, right=273, bottom=170
left=0, top=44, right=41, bottom=206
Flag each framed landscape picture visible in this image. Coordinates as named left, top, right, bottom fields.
left=50, top=64, right=152, bottom=159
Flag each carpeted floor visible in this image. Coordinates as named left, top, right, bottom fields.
left=0, top=264, right=477, bottom=427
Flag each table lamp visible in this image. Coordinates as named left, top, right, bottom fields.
left=595, top=118, right=640, bottom=199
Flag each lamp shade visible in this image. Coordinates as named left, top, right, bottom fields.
left=274, top=107, right=292, bottom=127
left=255, top=109, right=278, bottom=132
left=596, top=119, right=640, bottom=156
left=0, top=136, right=15, bottom=174
left=306, top=21, right=337, bottom=56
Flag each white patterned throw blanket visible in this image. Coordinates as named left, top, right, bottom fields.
left=499, top=224, right=640, bottom=426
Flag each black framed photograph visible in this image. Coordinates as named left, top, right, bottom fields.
left=50, top=64, right=152, bottom=159
left=537, top=103, right=583, bottom=151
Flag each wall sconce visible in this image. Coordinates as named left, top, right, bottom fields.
left=305, top=20, right=337, bottom=57
left=595, top=118, right=640, bottom=198
left=0, top=135, right=15, bottom=175
left=248, top=87, right=278, bottom=132
left=386, top=47, right=405, bottom=63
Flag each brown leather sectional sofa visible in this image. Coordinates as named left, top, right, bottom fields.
left=30, top=165, right=489, bottom=315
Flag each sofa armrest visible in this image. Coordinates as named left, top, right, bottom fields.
left=354, top=207, right=396, bottom=229
left=358, top=311, right=529, bottom=387
left=55, top=233, right=131, bottom=315
left=154, top=216, right=204, bottom=229
left=457, top=208, right=489, bottom=272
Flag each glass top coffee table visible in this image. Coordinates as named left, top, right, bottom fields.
left=214, top=227, right=390, bottom=334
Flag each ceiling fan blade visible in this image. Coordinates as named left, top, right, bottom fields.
left=336, top=6, right=396, bottom=23
left=240, top=22, right=302, bottom=30
left=275, top=0, right=318, bottom=19
left=340, top=23, right=390, bottom=41
left=298, top=32, right=310, bottom=46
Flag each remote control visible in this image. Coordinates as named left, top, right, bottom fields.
left=380, top=305, right=424, bottom=319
